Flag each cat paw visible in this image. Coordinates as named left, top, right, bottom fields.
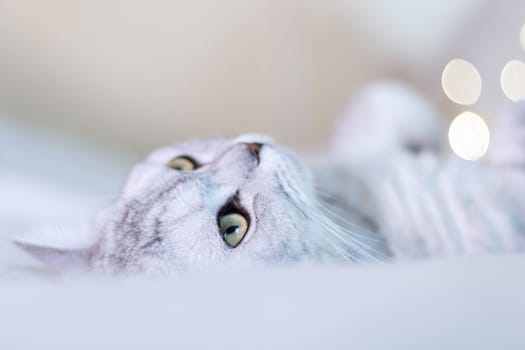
left=330, top=81, right=442, bottom=162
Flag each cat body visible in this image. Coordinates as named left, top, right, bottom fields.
left=325, top=82, right=525, bottom=259
left=16, top=83, right=525, bottom=274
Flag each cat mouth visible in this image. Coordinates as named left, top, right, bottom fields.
left=245, top=142, right=263, bottom=164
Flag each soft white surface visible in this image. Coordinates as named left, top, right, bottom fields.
left=0, top=115, right=134, bottom=267
left=0, top=116, right=133, bottom=230
left=1, top=256, right=525, bottom=350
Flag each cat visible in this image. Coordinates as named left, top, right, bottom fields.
left=14, top=82, right=525, bottom=275
left=324, top=83, right=525, bottom=258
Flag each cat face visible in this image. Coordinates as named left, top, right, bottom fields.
left=18, top=135, right=331, bottom=275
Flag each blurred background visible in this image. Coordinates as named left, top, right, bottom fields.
left=1, top=0, right=525, bottom=241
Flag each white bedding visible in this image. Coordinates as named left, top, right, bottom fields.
left=1, top=256, right=524, bottom=349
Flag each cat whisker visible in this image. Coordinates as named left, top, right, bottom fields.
left=281, top=171, right=384, bottom=263
left=313, top=200, right=379, bottom=242
left=313, top=211, right=384, bottom=262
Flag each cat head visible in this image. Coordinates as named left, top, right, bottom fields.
left=16, top=134, right=346, bottom=275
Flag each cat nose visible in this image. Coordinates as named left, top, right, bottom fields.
left=244, top=142, right=263, bottom=162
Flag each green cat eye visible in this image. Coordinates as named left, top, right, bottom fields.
left=167, top=156, right=197, bottom=171
left=219, top=213, right=249, bottom=248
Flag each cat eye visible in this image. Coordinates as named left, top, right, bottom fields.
left=167, top=156, right=197, bottom=171
left=219, top=213, right=249, bottom=248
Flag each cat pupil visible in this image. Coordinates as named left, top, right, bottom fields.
left=224, top=226, right=240, bottom=235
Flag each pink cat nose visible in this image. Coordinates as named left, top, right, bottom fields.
left=245, top=142, right=263, bottom=162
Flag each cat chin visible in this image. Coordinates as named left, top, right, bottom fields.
left=233, top=133, right=274, bottom=145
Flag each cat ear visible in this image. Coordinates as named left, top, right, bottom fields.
left=13, top=240, right=94, bottom=272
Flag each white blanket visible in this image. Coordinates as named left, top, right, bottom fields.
left=1, top=256, right=524, bottom=349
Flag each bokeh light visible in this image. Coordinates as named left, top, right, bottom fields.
left=521, top=23, right=525, bottom=52
left=448, top=111, right=490, bottom=161
left=501, top=60, right=525, bottom=101
left=441, top=59, right=482, bottom=105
